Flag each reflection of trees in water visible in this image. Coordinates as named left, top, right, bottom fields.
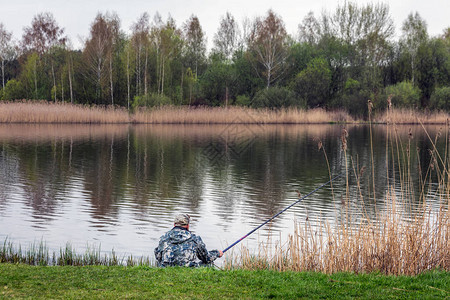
left=9, top=141, right=73, bottom=220
left=230, top=127, right=343, bottom=226
left=82, top=136, right=120, bottom=220
left=0, top=124, right=446, bottom=228
left=0, top=144, right=20, bottom=210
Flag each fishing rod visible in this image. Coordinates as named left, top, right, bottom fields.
left=222, top=173, right=344, bottom=253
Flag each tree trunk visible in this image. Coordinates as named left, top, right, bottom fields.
left=161, top=60, right=165, bottom=95
left=180, top=67, right=184, bottom=105
left=34, top=59, right=38, bottom=99
left=135, top=51, right=139, bottom=96
left=52, top=62, right=57, bottom=102
left=1, top=60, right=4, bottom=92
left=144, top=47, right=148, bottom=95
left=225, top=86, right=229, bottom=107
left=127, top=48, right=130, bottom=110
left=189, top=84, right=192, bottom=106
left=68, top=55, right=73, bottom=104
left=109, top=54, right=114, bottom=106
left=61, top=72, right=64, bottom=102
left=157, top=53, right=162, bottom=95
left=97, top=57, right=102, bottom=104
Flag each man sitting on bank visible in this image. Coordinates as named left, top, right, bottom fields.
left=154, top=214, right=223, bottom=267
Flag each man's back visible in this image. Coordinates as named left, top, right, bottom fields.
left=155, top=226, right=220, bottom=267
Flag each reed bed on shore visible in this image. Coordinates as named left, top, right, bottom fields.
left=0, top=101, right=353, bottom=124
left=133, top=106, right=352, bottom=124
left=1, top=101, right=450, bottom=124
left=373, top=108, right=450, bottom=124
left=223, top=198, right=448, bottom=275
left=0, top=101, right=130, bottom=123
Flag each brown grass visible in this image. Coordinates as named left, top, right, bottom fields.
left=0, top=101, right=130, bottom=123
left=132, top=106, right=352, bottom=124
left=224, top=199, right=448, bottom=275
left=2, top=101, right=450, bottom=124
left=223, top=123, right=449, bottom=275
left=374, top=108, right=450, bottom=124
left=0, top=101, right=353, bottom=124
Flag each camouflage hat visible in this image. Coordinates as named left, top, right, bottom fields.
left=174, top=214, right=190, bottom=226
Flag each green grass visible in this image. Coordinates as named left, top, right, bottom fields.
left=0, top=264, right=448, bottom=299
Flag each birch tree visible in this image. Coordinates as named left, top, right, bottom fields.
left=83, top=13, right=120, bottom=104
left=213, top=12, right=240, bottom=61
left=22, top=12, right=66, bottom=101
left=401, top=12, right=428, bottom=85
left=131, top=13, right=150, bottom=97
left=0, top=23, right=15, bottom=94
left=212, top=12, right=240, bottom=105
left=248, top=10, right=288, bottom=88
left=151, top=16, right=182, bottom=96
left=183, top=15, right=206, bottom=77
left=22, top=12, right=66, bottom=55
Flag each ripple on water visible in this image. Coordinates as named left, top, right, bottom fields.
left=0, top=124, right=446, bottom=258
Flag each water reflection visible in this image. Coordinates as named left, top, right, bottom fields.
left=0, top=124, right=447, bottom=257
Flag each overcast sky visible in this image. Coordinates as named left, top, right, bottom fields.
left=2, top=0, right=449, bottom=50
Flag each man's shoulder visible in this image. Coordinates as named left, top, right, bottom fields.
left=190, top=233, right=204, bottom=244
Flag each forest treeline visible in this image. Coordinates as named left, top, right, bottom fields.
left=0, top=2, right=448, bottom=117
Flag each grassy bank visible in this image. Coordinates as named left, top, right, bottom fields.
left=1, top=264, right=448, bottom=299
left=1, top=100, right=449, bottom=124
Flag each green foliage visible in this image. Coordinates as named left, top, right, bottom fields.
left=235, top=95, right=251, bottom=106
left=2, top=79, right=24, bottom=100
left=133, top=93, right=172, bottom=108
left=430, top=37, right=450, bottom=88
left=344, top=78, right=360, bottom=91
left=0, top=7, right=448, bottom=114
left=384, top=81, right=421, bottom=108
left=20, top=52, right=41, bottom=99
left=337, top=78, right=372, bottom=117
left=232, top=50, right=265, bottom=99
left=292, top=57, right=331, bottom=108
left=430, top=86, right=450, bottom=110
left=251, top=86, right=301, bottom=108
left=0, top=264, right=448, bottom=299
left=416, top=42, right=435, bottom=105
left=199, top=59, right=235, bottom=106
left=285, top=42, right=316, bottom=81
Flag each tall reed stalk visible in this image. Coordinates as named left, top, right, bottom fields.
left=224, top=188, right=448, bottom=275
left=223, top=104, right=449, bottom=275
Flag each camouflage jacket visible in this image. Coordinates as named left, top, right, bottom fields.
left=154, top=226, right=220, bottom=267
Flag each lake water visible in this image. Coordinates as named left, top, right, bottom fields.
left=0, top=123, right=447, bottom=260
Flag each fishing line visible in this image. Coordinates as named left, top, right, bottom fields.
left=222, top=173, right=344, bottom=253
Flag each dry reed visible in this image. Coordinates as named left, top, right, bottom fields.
left=2, top=101, right=450, bottom=124
left=223, top=122, right=449, bottom=275
left=224, top=186, right=448, bottom=276
left=374, top=108, right=450, bottom=124
left=132, top=106, right=352, bottom=124
left=0, top=101, right=130, bottom=123
left=0, top=101, right=353, bottom=124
